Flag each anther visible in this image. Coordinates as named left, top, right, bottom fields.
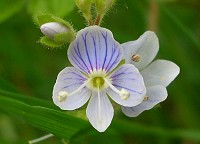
left=58, top=91, right=68, bottom=102
left=143, top=96, right=149, bottom=101
left=119, top=88, right=130, bottom=100
left=131, top=54, right=140, bottom=62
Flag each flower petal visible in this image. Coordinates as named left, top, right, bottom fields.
left=122, top=85, right=168, bottom=117
left=141, top=60, right=180, bottom=87
left=107, top=64, right=146, bottom=107
left=86, top=91, right=114, bottom=132
left=122, top=31, right=159, bottom=70
left=68, top=26, right=123, bottom=74
left=40, top=22, right=68, bottom=39
left=53, top=67, right=91, bottom=110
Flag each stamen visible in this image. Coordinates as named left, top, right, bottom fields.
left=131, top=54, right=140, bottom=62
left=58, top=91, right=68, bottom=102
left=58, top=78, right=91, bottom=102
left=28, top=134, right=54, bottom=144
left=119, top=89, right=130, bottom=100
left=69, top=78, right=91, bottom=96
left=143, top=96, right=149, bottom=101
left=104, top=78, right=130, bottom=100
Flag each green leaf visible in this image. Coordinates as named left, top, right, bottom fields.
left=112, top=120, right=200, bottom=141
left=0, top=91, right=200, bottom=141
left=160, top=5, right=200, bottom=52
left=0, top=95, right=90, bottom=140
left=0, top=0, right=24, bottom=23
left=27, top=0, right=75, bottom=17
left=0, top=77, right=19, bottom=92
left=0, top=89, right=56, bottom=109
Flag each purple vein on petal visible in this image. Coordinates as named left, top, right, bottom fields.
left=71, top=71, right=85, bottom=78
left=63, top=78, right=85, bottom=81
left=130, top=107, right=136, bottom=112
left=105, top=43, right=117, bottom=72
left=97, top=33, right=101, bottom=70
left=111, top=78, right=136, bottom=81
left=112, top=84, right=142, bottom=94
left=70, top=51, right=86, bottom=72
left=106, top=52, right=121, bottom=73
left=106, top=43, right=121, bottom=72
left=63, top=82, right=84, bottom=89
left=101, top=32, right=108, bottom=70
left=75, top=42, right=90, bottom=73
left=63, top=71, right=86, bottom=79
left=110, top=72, right=132, bottom=79
left=82, top=32, right=93, bottom=71
left=91, top=33, right=97, bottom=70
left=110, top=67, right=131, bottom=78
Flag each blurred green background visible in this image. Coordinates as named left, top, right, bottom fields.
left=0, top=0, right=200, bottom=144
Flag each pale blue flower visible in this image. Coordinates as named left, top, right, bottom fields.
left=121, top=31, right=180, bottom=117
left=52, top=26, right=146, bottom=132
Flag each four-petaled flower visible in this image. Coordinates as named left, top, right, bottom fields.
left=53, top=26, right=146, bottom=132
left=121, top=31, right=180, bottom=117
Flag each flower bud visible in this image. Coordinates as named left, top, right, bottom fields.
left=34, top=13, right=76, bottom=48
left=40, top=22, right=68, bottom=39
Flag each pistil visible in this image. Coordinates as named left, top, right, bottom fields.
left=97, top=86, right=102, bottom=123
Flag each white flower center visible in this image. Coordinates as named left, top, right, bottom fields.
left=86, top=69, right=108, bottom=91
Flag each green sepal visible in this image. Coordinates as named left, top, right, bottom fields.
left=39, top=36, right=64, bottom=48
left=75, top=0, right=93, bottom=15
left=54, top=31, right=75, bottom=43
left=94, top=0, right=105, bottom=14
left=39, top=31, right=75, bottom=49
left=94, top=0, right=116, bottom=15
left=75, top=0, right=93, bottom=23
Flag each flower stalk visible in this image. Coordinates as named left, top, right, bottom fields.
left=28, top=134, right=54, bottom=144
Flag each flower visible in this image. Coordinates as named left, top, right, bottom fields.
left=52, top=26, right=146, bottom=132
left=121, top=31, right=180, bottom=117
